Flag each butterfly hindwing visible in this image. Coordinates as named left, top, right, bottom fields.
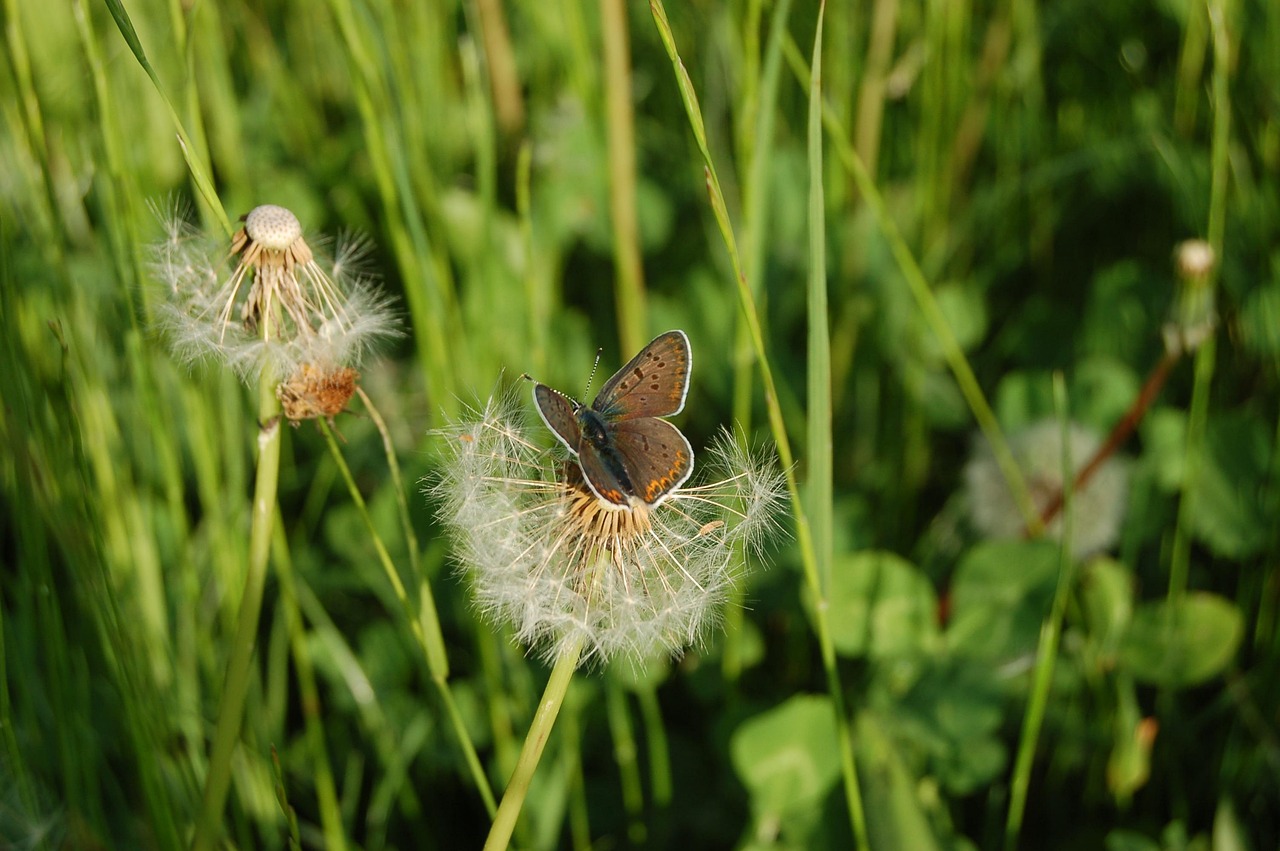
left=592, top=330, right=691, bottom=420
left=610, top=418, right=694, bottom=506
left=533, top=384, right=581, bottom=454
left=576, top=442, right=632, bottom=506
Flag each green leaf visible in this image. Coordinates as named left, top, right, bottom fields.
left=947, top=541, right=1059, bottom=660
left=1119, top=593, right=1244, bottom=686
left=1078, top=557, right=1134, bottom=664
left=1237, top=281, right=1280, bottom=356
left=856, top=712, right=945, bottom=851
left=1187, top=413, right=1270, bottom=558
left=730, top=695, right=842, bottom=820
left=827, top=551, right=938, bottom=659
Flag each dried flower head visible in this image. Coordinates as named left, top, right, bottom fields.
left=277, top=363, right=360, bottom=426
left=430, top=393, right=786, bottom=666
left=1164, top=238, right=1218, bottom=356
left=964, top=419, right=1130, bottom=558
left=151, top=202, right=398, bottom=384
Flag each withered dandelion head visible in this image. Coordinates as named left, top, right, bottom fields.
left=277, top=362, right=360, bottom=426
left=430, top=393, right=786, bottom=666
left=151, top=201, right=398, bottom=385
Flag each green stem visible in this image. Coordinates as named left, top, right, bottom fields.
left=601, top=0, right=648, bottom=354
left=191, top=375, right=282, bottom=851
left=319, top=422, right=497, bottom=815
left=1170, top=0, right=1230, bottom=601
left=780, top=32, right=1041, bottom=537
left=606, top=679, right=646, bottom=844
left=1005, top=374, right=1077, bottom=850
left=484, top=635, right=585, bottom=851
left=271, top=520, right=346, bottom=850
left=647, top=4, right=868, bottom=846
left=636, top=683, right=672, bottom=807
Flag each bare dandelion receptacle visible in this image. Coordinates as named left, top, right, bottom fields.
left=151, top=202, right=399, bottom=423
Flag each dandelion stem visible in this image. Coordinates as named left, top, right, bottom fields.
left=484, top=633, right=585, bottom=851
left=319, top=420, right=497, bottom=815
left=191, top=373, right=282, bottom=851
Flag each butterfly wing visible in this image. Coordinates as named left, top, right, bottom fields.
left=533, top=384, right=582, bottom=453
left=576, top=441, right=633, bottom=507
left=592, top=330, right=691, bottom=420
left=610, top=418, right=695, bottom=506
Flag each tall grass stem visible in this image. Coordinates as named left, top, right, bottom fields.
left=191, top=375, right=283, bottom=851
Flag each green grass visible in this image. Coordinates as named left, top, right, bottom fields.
left=3, top=0, right=1279, bottom=848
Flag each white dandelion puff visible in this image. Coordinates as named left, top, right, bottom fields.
left=430, top=393, right=787, bottom=667
left=964, top=419, right=1131, bottom=558
left=150, top=203, right=399, bottom=388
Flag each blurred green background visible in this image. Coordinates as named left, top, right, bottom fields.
left=2, top=0, right=1278, bottom=848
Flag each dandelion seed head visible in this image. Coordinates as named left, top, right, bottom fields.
left=150, top=203, right=399, bottom=385
left=964, top=419, right=1130, bottom=558
left=1175, top=238, right=1215, bottom=284
left=430, top=394, right=786, bottom=667
left=1165, top=238, right=1217, bottom=356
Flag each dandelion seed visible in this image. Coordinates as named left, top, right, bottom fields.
left=964, top=419, right=1130, bottom=558
left=151, top=203, right=399, bottom=386
left=430, top=393, right=786, bottom=667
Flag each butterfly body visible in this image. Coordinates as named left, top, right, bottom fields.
left=534, top=330, right=694, bottom=508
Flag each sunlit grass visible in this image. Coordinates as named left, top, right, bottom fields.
left=2, top=0, right=1277, bottom=848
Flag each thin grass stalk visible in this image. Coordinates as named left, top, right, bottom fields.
left=3, top=0, right=70, bottom=269
left=1004, top=373, right=1077, bottom=851
left=1168, top=0, right=1230, bottom=602
left=102, top=0, right=229, bottom=236
left=317, top=422, right=497, bottom=815
left=517, top=141, right=549, bottom=377
left=71, top=0, right=146, bottom=319
left=780, top=34, right=1042, bottom=537
left=356, top=388, right=422, bottom=586
left=458, top=32, right=499, bottom=394
left=635, top=682, right=672, bottom=807
left=647, top=5, right=868, bottom=846
left=806, top=9, right=869, bottom=846
left=0, top=607, right=36, bottom=823
left=271, top=522, right=346, bottom=850
left=601, top=0, right=648, bottom=354
left=853, top=0, right=898, bottom=180
left=323, top=0, right=457, bottom=419
left=473, top=0, right=525, bottom=134
left=724, top=0, right=792, bottom=683
left=561, top=692, right=592, bottom=851
left=605, top=679, right=646, bottom=844
left=164, top=0, right=216, bottom=228
left=191, top=374, right=283, bottom=851
left=807, top=2, right=834, bottom=596
left=484, top=634, right=587, bottom=851
left=1174, top=0, right=1209, bottom=135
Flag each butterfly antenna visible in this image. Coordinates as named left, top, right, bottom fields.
left=583, top=347, right=604, bottom=399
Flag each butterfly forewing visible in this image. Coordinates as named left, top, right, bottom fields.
left=592, top=330, right=691, bottom=420
left=610, top=418, right=694, bottom=506
left=533, top=384, right=582, bottom=454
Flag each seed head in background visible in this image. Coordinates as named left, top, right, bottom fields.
left=964, top=419, right=1131, bottom=558
left=430, top=393, right=787, bottom=667
left=151, top=202, right=399, bottom=423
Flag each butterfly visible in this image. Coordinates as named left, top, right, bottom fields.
left=533, top=330, right=694, bottom=509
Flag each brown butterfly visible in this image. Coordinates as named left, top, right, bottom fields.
left=533, top=330, right=694, bottom=508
